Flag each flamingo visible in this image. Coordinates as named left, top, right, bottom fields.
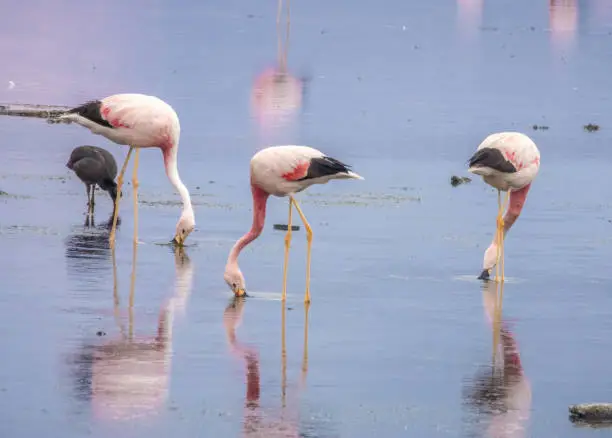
left=57, top=93, right=194, bottom=247
left=224, top=145, right=363, bottom=303
left=467, top=132, right=540, bottom=282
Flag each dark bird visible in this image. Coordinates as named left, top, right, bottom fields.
left=67, top=146, right=119, bottom=217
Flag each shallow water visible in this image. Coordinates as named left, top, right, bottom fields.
left=1, top=1, right=612, bottom=437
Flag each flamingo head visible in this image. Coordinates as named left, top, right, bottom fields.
left=224, top=265, right=247, bottom=297
left=172, top=211, right=195, bottom=246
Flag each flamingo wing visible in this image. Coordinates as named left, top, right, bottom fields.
left=468, top=148, right=517, bottom=173
left=99, top=94, right=176, bottom=139
left=297, top=156, right=353, bottom=181
left=272, top=147, right=354, bottom=181
left=66, top=101, right=113, bottom=129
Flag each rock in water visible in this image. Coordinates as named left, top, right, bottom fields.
left=450, top=175, right=472, bottom=187
left=569, top=403, right=612, bottom=422
left=273, top=224, right=300, bottom=231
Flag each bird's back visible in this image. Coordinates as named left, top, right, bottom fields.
left=68, top=146, right=118, bottom=185
left=102, top=94, right=180, bottom=141
left=477, top=132, right=540, bottom=161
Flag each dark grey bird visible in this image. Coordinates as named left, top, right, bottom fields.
left=66, top=146, right=119, bottom=217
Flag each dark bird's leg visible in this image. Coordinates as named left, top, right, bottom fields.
left=290, top=196, right=313, bottom=304
left=90, top=185, right=96, bottom=213
left=109, top=147, right=134, bottom=248
left=85, top=184, right=92, bottom=212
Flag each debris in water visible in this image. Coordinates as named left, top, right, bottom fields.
left=450, top=176, right=472, bottom=187
left=273, top=224, right=300, bottom=231
left=0, top=190, right=8, bottom=196
left=569, top=403, right=612, bottom=423
left=0, top=102, right=71, bottom=123
left=96, top=331, right=106, bottom=337
left=532, top=124, right=549, bottom=130
left=584, top=123, right=600, bottom=132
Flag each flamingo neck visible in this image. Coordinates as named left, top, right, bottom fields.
left=502, top=183, right=531, bottom=234
left=163, top=144, right=193, bottom=220
left=227, top=184, right=269, bottom=267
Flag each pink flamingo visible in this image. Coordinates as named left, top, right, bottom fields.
left=224, top=145, right=363, bottom=303
left=58, top=93, right=195, bottom=247
left=467, top=132, right=540, bottom=281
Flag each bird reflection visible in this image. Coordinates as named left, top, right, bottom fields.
left=64, top=213, right=120, bottom=278
left=549, top=0, right=578, bottom=52
left=71, top=243, right=193, bottom=421
left=223, top=298, right=310, bottom=436
left=456, top=0, right=484, bottom=38
left=250, top=0, right=309, bottom=145
left=463, top=280, right=532, bottom=437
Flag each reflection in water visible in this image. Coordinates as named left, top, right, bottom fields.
left=64, top=213, right=120, bottom=276
left=456, top=0, right=484, bottom=38
left=550, top=0, right=578, bottom=52
left=224, top=299, right=310, bottom=437
left=71, top=244, right=194, bottom=421
left=463, top=281, right=532, bottom=437
left=250, top=0, right=307, bottom=145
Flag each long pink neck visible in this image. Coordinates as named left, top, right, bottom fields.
left=501, top=183, right=531, bottom=236
left=227, top=184, right=269, bottom=267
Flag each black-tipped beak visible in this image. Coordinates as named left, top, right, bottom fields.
left=234, top=288, right=249, bottom=298
left=170, top=237, right=183, bottom=247
left=478, top=269, right=491, bottom=281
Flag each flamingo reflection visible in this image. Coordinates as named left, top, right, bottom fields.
left=250, top=0, right=309, bottom=144
left=463, top=280, right=532, bottom=437
left=456, top=0, right=484, bottom=37
left=223, top=299, right=310, bottom=437
left=549, top=0, right=578, bottom=52
left=71, top=243, right=193, bottom=421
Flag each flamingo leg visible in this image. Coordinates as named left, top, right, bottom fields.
left=132, top=148, right=140, bottom=245
left=290, top=197, right=312, bottom=304
left=494, top=190, right=510, bottom=283
left=282, top=198, right=293, bottom=302
left=109, top=147, right=134, bottom=247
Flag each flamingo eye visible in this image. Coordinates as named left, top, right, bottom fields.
left=232, top=282, right=237, bottom=288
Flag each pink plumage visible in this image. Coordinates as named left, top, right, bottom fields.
left=224, top=145, right=362, bottom=300
left=468, top=132, right=541, bottom=279
left=59, top=93, right=194, bottom=245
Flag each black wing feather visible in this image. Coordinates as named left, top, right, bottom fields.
left=299, top=156, right=352, bottom=181
left=67, top=100, right=114, bottom=129
left=468, top=147, right=517, bottom=173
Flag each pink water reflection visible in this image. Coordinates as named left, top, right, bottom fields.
left=549, top=0, right=578, bottom=52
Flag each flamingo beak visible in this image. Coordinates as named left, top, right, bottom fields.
left=171, top=235, right=184, bottom=246
left=234, top=288, right=248, bottom=298
left=478, top=269, right=491, bottom=281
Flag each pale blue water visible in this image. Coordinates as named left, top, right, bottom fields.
left=1, top=1, right=612, bottom=437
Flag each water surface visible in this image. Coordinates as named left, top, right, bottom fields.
left=1, top=1, right=612, bottom=437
